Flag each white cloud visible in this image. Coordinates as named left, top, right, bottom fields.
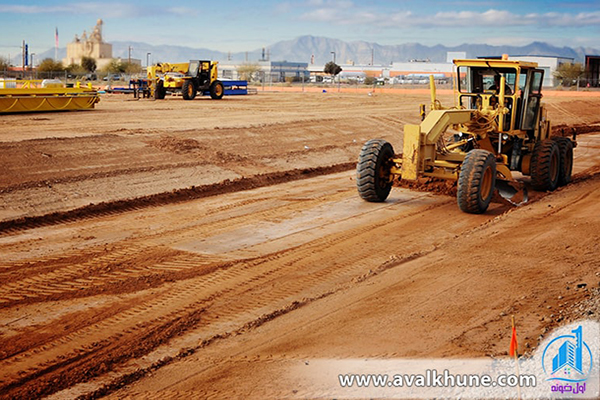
left=298, top=6, right=600, bottom=28
left=301, top=8, right=341, bottom=23
left=167, top=7, right=198, bottom=17
left=3, top=3, right=155, bottom=18
left=274, top=2, right=294, bottom=14
left=306, top=0, right=354, bottom=7
left=2, top=5, right=69, bottom=13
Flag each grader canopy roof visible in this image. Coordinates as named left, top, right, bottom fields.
left=453, top=59, right=540, bottom=95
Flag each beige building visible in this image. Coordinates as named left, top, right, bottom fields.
left=63, top=19, right=113, bottom=69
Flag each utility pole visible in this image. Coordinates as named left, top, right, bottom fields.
left=128, top=46, right=132, bottom=65
left=146, top=52, right=151, bottom=67
left=55, top=27, right=59, bottom=62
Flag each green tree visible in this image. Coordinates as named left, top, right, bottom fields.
left=364, top=76, right=376, bottom=86
left=123, top=62, right=142, bottom=74
left=0, top=56, right=10, bottom=71
left=236, top=62, right=261, bottom=81
left=66, top=63, right=86, bottom=75
left=81, top=56, right=97, bottom=72
left=554, top=62, right=584, bottom=87
left=37, top=58, right=65, bottom=73
left=324, top=61, right=342, bottom=76
left=101, top=59, right=125, bottom=74
left=99, top=59, right=141, bottom=74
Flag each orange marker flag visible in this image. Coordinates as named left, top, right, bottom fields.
left=509, top=317, right=518, bottom=357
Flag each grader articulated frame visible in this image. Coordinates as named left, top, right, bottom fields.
left=357, top=58, right=575, bottom=213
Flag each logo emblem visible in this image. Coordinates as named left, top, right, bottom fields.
left=542, top=325, right=593, bottom=383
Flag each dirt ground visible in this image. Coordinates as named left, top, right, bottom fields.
left=0, top=91, right=599, bottom=399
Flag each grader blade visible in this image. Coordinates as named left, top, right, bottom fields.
left=495, top=180, right=528, bottom=207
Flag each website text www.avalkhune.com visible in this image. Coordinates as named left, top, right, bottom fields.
left=339, top=369, right=537, bottom=389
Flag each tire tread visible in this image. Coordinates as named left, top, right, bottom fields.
left=356, top=139, right=394, bottom=202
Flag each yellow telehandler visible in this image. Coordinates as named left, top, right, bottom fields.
left=147, top=60, right=224, bottom=100
left=357, top=58, right=575, bottom=213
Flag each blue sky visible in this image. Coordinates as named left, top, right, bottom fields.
left=1, top=0, right=599, bottom=60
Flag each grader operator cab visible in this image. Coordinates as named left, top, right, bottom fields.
left=148, top=60, right=224, bottom=100
left=357, top=58, right=575, bottom=214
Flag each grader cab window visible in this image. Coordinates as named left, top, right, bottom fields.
left=457, top=67, right=516, bottom=95
left=456, top=66, right=518, bottom=131
left=520, top=69, right=544, bottom=131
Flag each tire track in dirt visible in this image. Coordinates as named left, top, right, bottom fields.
left=1, top=90, right=598, bottom=399
left=0, top=176, right=409, bottom=309
left=4, top=161, right=598, bottom=398
left=3, top=134, right=598, bottom=307
left=0, top=173, right=467, bottom=399
left=0, top=163, right=356, bottom=236
left=0, top=161, right=214, bottom=194
left=32, top=198, right=458, bottom=399
left=0, top=245, right=200, bottom=305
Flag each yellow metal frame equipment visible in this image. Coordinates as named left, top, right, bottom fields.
left=0, top=80, right=100, bottom=113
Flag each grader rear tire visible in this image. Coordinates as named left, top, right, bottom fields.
left=457, top=149, right=496, bottom=214
left=552, top=137, right=573, bottom=186
left=530, top=139, right=560, bottom=191
left=356, top=139, right=394, bottom=202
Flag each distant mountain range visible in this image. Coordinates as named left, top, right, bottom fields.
left=30, top=35, right=598, bottom=67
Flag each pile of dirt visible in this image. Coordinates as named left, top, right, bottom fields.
left=146, top=136, right=207, bottom=153
left=395, top=177, right=457, bottom=197
left=552, top=122, right=600, bottom=136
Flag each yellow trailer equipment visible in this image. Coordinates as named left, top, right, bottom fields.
left=0, top=80, right=100, bottom=113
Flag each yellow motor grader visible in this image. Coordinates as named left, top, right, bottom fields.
left=147, top=60, right=224, bottom=100
left=357, top=58, right=575, bottom=213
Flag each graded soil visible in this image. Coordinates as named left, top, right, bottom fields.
left=0, top=91, right=599, bottom=399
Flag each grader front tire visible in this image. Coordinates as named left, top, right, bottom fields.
left=356, top=139, right=394, bottom=202
left=457, top=149, right=496, bottom=214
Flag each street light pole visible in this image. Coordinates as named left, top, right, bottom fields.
left=146, top=52, right=151, bottom=68
left=30, top=53, right=35, bottom=79
left=330, top=51, right=336, bottom=64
